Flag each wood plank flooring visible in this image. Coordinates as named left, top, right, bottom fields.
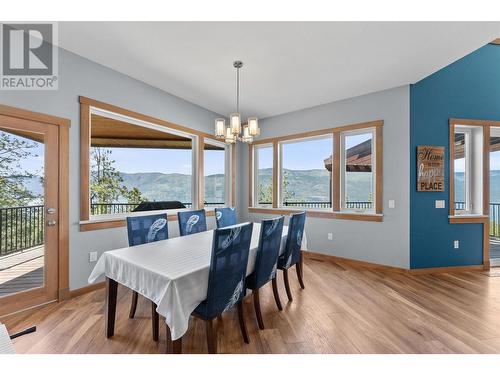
left=3, top=257, right=500, bottom=354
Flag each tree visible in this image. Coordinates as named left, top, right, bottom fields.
left=90, top=147, right=146, bottom=204
left=0, top=132, right=42, bottom=207
left=258, top=169, right=295, bottom=204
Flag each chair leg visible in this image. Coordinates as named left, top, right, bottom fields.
left=237, top=301, right=250, bottom=344
left=151, top=301, right=159, bottom=342
left=296, top=258, right=305, bottom=290
left=283, top=269, right=293, bottom=302
left=253, top=289, right=265, bottom=330
left=205, top=319, right=217, bottom=354
left=129, top=291, right=138, bottom=319
left=272, top=277, right=283, bottom=311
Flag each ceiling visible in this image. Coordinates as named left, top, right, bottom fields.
left=59, top=22, right=500, bottom=119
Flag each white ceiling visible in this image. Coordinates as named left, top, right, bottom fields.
left=59, top=22, right=500, bottom=119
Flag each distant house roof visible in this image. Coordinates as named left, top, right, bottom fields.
left=323, top=139, right=372, bottom=172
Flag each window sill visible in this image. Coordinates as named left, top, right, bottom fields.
left=79, top=207, right=216, bottom=232
left=449, top=214, right=488, bottom=224
left=248, top=207, right=383, bottom=222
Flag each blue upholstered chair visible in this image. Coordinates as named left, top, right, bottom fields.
left=246, top=216, right=285, bottom=329
left=177, top=209, right=207, bottom=236
left=190, top=222, right=254, bottom=353
left=215, top=207, right=237, bottom=228
left=126, top=213, right=169, bottom=341
left=277, top=211, right=306, bottom=303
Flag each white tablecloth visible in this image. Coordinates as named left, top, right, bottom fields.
left=88, top=223, right=307, bottom=340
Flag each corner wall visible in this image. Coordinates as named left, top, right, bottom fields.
left=410, top=43, right=500, bottom=268
left=239, top=86, right=411, bottom=268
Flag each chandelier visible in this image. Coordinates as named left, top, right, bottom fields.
left=215, top=60, right=260, bottom=144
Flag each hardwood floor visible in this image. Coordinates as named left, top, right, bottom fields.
left=3, top=257, right=500, bottom=354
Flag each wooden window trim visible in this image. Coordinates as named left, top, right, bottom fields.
left=248, top=119, right=383, bottom=222
left=79, top=96, right=235, bottom=231
left=449, top=118, right=496, bottom=269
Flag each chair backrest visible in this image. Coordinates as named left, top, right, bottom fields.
left=126, top=214, right=169, bottom=247
left=282, top=211, right=306, bottom=268
left=252, top=216, right=285, bottom=289
left=215, top=207, right=237, bottom=228
left=177, top=209, right=207, bottom=236
left=204, top=222, right=254, bottom=317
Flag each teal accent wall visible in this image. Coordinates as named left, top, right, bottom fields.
left=410, top=43, right=500, bottom=268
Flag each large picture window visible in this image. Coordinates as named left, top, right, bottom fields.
left=79, top=97, right=234, bottom=231
left=279, top=135, right=333, bottom=209
left=249, top=120, right=383, bottom=221
left=89, top=110, right=194, bottom=216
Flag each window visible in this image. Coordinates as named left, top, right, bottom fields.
left=340, top=129, right=375, bottom=212
left=452, top=124, right=483, bottom=215
left=204, top=140, right=228, bottom=207
left=279, top=135, right=333, bottom=209
left=89, top=110, right=194, bottom=216
left=249, top=120, right=383, bottom=221
left=253, top=144, right=273, bottom=207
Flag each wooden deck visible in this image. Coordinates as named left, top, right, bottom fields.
left=0, top=246, right=44, bottom=298
left=4, top=256, right=500, bottom=354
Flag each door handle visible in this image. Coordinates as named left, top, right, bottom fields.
left=47, top=220, right=57, bottom=227
left=47, top=207, right=56, bottom=214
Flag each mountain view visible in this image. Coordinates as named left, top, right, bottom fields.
left=19, top=170, right=500, bottom=204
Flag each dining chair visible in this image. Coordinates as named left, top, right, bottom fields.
left=126, top=213, right=169, bottom=341
left=276, top=211, right=306, bottom=303
left=184, top=222, right=253, bottom=354
left=214, top=207, right=237, bottom=228
left=177, top=209, right=207, bottom=236
left=246, top=215, right=285, bottom=329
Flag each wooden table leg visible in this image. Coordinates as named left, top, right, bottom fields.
left=165, top=323, right=183, bottom=354
left=105, top=277, right=118, bottom=338
left=151, top=302, right=159, bottom=342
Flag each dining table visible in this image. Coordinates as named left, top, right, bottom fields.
left=88, top=222, right=307, bottom=354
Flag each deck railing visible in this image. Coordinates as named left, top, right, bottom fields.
left=90, top=202, right=229, bottom=215
left=258, top=201, right=373, bottom=209
left=0, top=205, right=44, bottom=257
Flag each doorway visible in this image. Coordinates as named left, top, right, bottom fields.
left=0, top=105, right=69, bottom=317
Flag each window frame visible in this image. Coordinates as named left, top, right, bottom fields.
left=339, top=127, right=377, bottom=213
left=248, top=120, right=383, bottom=222
left=79, top=96, right=235, bottom=231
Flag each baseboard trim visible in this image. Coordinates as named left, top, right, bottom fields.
left=58, top=287, right=70, bottom=301
left=303, top=251, right=408, bottom=273
left=70, top=282, right=105, bottom=298
left=303, top=251, right=485, bottom=275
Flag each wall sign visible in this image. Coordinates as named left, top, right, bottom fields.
left=417, top=146, right=445, bottom=192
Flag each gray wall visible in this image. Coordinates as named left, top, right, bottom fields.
left=238, top=86, right=411, bottom=268
left=0, top=48, right=222, bottom=290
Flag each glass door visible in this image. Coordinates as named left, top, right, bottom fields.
left=0, top=115, right=59, bottom=315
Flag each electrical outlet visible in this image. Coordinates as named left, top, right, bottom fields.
left=327, top=233, right=333, bottom=241
left=388, top=200, right=395, bottom=208
left=435, top=200, right=446, bottom=209
left=454, top=240, right=459, bottom=249
left=89, top=251, right=98, bottom=262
